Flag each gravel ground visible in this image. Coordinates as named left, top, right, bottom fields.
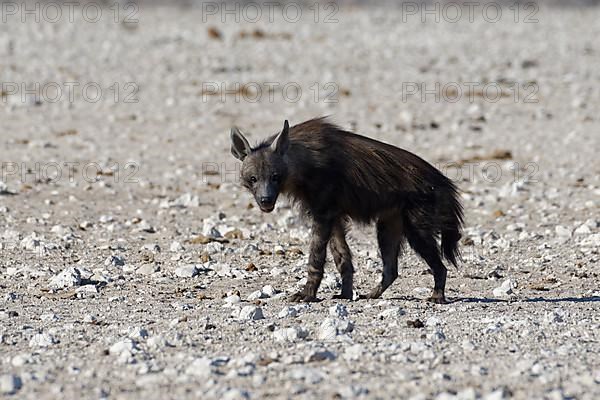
left=1, top=2, right=599, bottom=399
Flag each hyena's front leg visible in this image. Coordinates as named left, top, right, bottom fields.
left=329, top=220, right=354, bottom=300
left=290, top=218, right=333, bottom=302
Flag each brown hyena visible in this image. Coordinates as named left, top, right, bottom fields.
left=230, top=118, right=463, bottom=303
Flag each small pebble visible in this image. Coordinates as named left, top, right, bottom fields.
left=0, top=374, right=22, bottom=395
left=238, top=306, right=264, bottom=321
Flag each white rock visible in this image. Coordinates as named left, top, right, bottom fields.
left=11, top=354, right=32, bottom=367
left=29, top=333, right=56, bottom=347
left=242, top=244, right=259, bottom=255
left=493, top=279, right=516, bottom=297
left=20, top=234, right=42, bottom=252
left=343, top=344, right=364, bottom=361
left=48, top=267, right=81, bottom=289
left=277, top=306, right=298, bottom=319
left=202, top=218, right=221, bottom=237
left=544, top=309, right=566, bottom=324
left=483, top=389, right=509, bottom=400
left=214, top=263, right=235, bottom=277
left=104, top=255, right=125, bottom=267
left=338, top=385, right=369, bottom=398
left=222, top=388, right=250, bottom=400
left=163, top=193, right=200, bottom=209
left=574, top=224, right=592, bottom=235
left=147, top=335, right=169, bottom=350
left=317, top=318, right=354, bottom=340
left=329, top=304, right=348, bottom=318
left=185, top=357, right=213, bottom=377
left=238, top=306, right=264, bottom=321
left=585, top=218, right=599, bottom=229
left=427, top=328, right=446, bottom=342
left=483, top=319, right=505, bottom=333
left=455, top=388, right=477, bottom=400
left=122, top=263, right=138, bottom=273
left=224, top=294, right=241, bottom=305
left=205, top=242, right=223, bottom=254
left=40, top=313, right=58, bottom=322
left=110, top=339, right=136, bottom=355
left=141, top=243, right=161, bottom=253
left=262, top=285, right=277, bottom=297
left=580, top=233, right=600, bottom=248
left=555, top=225, right=572, bottom=238
left=76, top=285, right=98, bottom=296
left=321, top=273, right=340, bottom=290
left=134, top=220, right=155, bottom=233
left=50, top=225, right=72, bottom=237
left=378, top=307, right=405, bottom=319
left=83, top=314, right=97, bottom=324
left=170, top=241, right=185, bottom=252
left=287, top=367, right=324, bottom=384
left=413, top=287, right=431, bottom=297
left=462, top=340, right=476, bottom=351
left=247, top=290, right=266, bottom=301
left=273, top=327, right=308, bottom=342
left=109, top=338, right=138, bottom=364
left=137, top=264, right=159, bottom=275
left=544, top=389, right=569, bottom=400
left=175, top=265, right=198, bottom=278
left=0, top=181, right=11, bottom=194
left=409, top=341, right=428, bottom=354
left=425, top=317, right=443, bottom=327
left=436, top=392, right=456, bottom=400
left=0, top=374, right=21, bottom=395
left=127, top=326, right=149, bottom=340
left=99, top=215, right=114, bottom=223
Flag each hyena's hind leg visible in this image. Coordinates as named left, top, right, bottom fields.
left=329, top=219, right=354, bottom=300
left=366, top=214, right=404, bottom=299
left=405, top=223, right=448, bottom=304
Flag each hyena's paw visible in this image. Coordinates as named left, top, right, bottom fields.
left=427, top=291, right=448, bottom=304
left=359, top=286, right=383, bottom=300
left=357, top=292, right=381, bottom=300
left=332, top=291, right=353, bottom=300
left=289, top=291, right=319, bottom=303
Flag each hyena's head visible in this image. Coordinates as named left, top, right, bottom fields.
left=230, top=120, right=290, bottom=213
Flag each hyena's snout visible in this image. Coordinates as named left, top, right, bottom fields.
left=255, top=184, right=278, bottom=212
left=258, top=195, right=276, bottom=211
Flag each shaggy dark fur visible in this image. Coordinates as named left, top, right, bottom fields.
left=230, top=117, right=463, bottom=303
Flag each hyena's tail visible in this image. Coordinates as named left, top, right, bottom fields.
left=442, top=227, right=462, bottom=268
left=440, top=185, right=464, bottom=268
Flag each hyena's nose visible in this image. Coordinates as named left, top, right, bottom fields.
left=260, top=196, right=273, bottom=206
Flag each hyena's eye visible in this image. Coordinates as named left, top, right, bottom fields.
left=249, top=176, right=258, bottom=184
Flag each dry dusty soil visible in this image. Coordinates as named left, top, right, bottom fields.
left=0, top=1, right=599, bottom=399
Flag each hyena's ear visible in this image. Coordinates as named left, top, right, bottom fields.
left=230, top=127, right=252, bottom=161
left=271, top=120, right=290, bottom=156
